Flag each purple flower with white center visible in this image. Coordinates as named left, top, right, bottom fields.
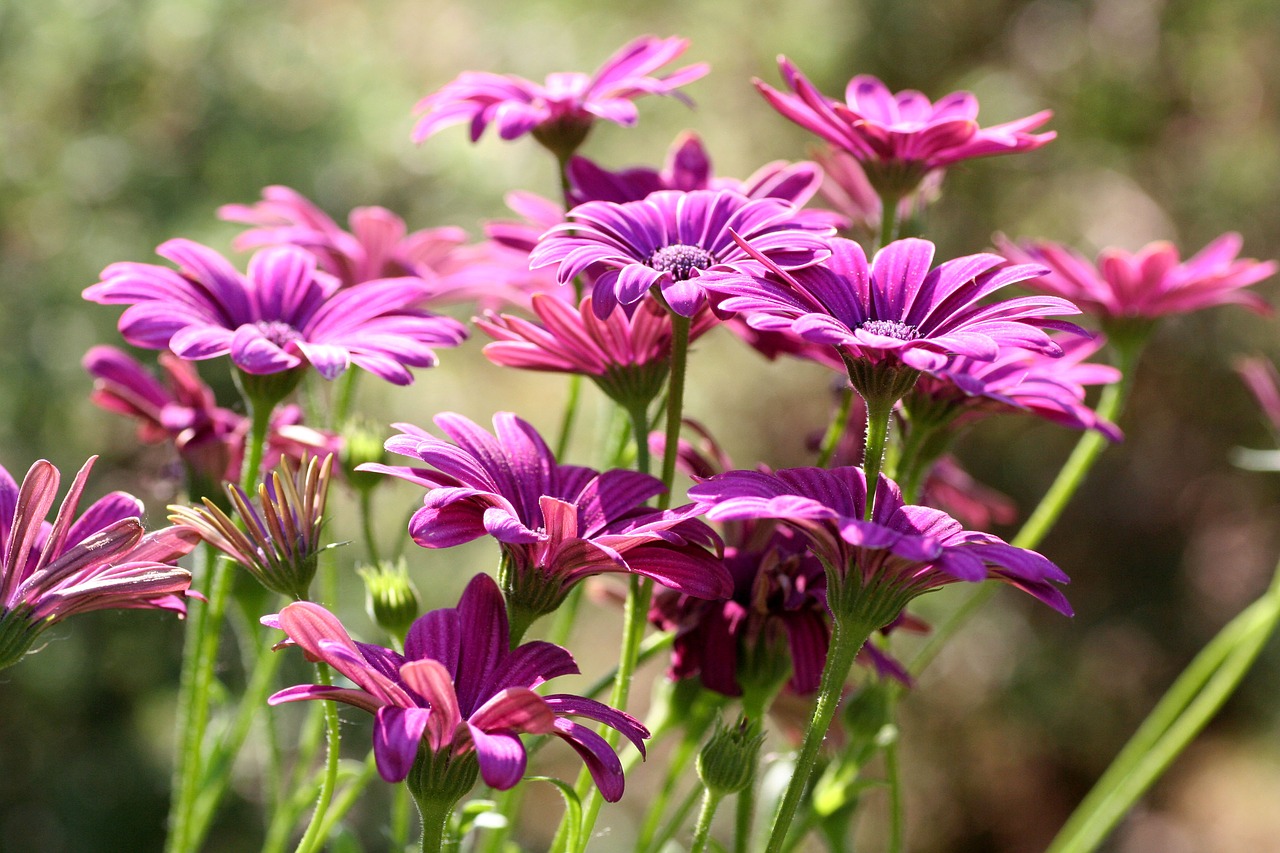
left=911, top=335, right=1123, bottom=439
left=0, top=456, right=199, bottom=670
left=218, top=185, right=470, bottom=290
left=688, top=466, right=1072, bottom=624
left=995, top=232, right=1275, bottom=321
left=756, top=59, right=1054, bottom=193
left=83, top=239, right=467, bottom=385
left=266, top=573, right=649, bottom=803
left=360, top=413, right=730, bottom=635
left=529, top=189, right=835, bottom=318
left=704, top=236, right=1082, bottom=373
left=412, top=35, right=708, bottom=158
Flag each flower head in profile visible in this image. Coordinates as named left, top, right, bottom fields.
left=84, top=239, right=467, bottom=385
left=170, top=455, right=334, bottom=599
left=688, top=466, right=1071, bottom=626
left=0, top=456, right=198, bottom=670
left=361, top=413, right=729, bottom=635
left=910, top=335, right=1123, bottom=439
left=413, top=35, right=708, bottom=159
left=219, top=185, right=470, bottom=290
left=266, top=572, right=649, bottom=803
left=476, top=293, right=717, bottom=409
left=704, top=237, right=1081, bottom=379
left=530, top=189, right=834, bottom=318
left=995, top=232, right=1275, bottom=322
left=756, top=59, right=1054, bottom=193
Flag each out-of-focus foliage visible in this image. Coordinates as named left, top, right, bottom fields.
left=1, top=0, right=1279, bottom=850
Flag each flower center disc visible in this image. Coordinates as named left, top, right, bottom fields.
left=256, top=320, right=303, bottom=348
left=648, top=243, right=716, bottom=281
left=858, top=319, right=921, bottom=341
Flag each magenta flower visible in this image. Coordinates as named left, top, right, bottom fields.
left=911, top=335, right=1123, bottom=439
left=218, top=185, right=470, bottom=290
left=813, top=146, right=942, bottom=233
left=995, top=232, right=1275, bottom=321
left=84, top=239, right=467, bottom=384
left=361, top=413, right=730, bottom=631
left=529, top=189, right=835, bottom=318
left=476, top=293, right=717, bottom=407
left=0, top=456, right=198, bottom=670
left=413, top=35, right=707, bottom=157
left=83, top=345, right=340, bottom=488
left=704, top=237, right=1081, bottom=372
left=688, top=466, right=1071, bottom=623
left=756, top=59, right=1054, bottom=192
left=267, top=573, right=649, bottom=800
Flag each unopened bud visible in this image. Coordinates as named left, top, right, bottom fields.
left=697, top=716, right=764, bottom=796
left=359, top=559, right=420, bottom=642
left=340, top=418, right=388, bottom=495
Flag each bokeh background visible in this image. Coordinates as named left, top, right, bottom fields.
left=2, top=0, right=1280, bottom=850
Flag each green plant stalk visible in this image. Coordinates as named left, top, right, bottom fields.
left=861, top=396, right=896, bottom=520
left=876, top=192, right=901, bottom=254
left=690, top=788, right=724, bottom=853
left=734, top=774, right=756, bottom=853
left=816, top=386, right=855, bottom=468
left=885, top=738, right=903, bottom=853
left=332, top=367, right=360, bottom=428
left=764, top=617, right=876, bottom=853
left=556, top=374, right=585, bottom=461
left=1045, top=562, right=1280, bottom=853
left=648, top=783, right=705, bottom=853
left=636, top=718, right=715, bottom=852
left=908, top=338, right=1144, bottom=678
left=315, top=755, right=380, bottom=844
left=293, top=664, right=342, bottom=853
left=360, top=490, right=382, bottom=567
left=417, top=795, right=454, bottom=853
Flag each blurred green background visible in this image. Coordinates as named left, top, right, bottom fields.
left=2, top=0, right=1280, bottom=850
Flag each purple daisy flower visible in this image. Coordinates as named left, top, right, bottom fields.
left=529, top=189, right=835, bottom=318
left=756, top=59, right=1054, bottom=193
left=688, top=466, right=1072, bottom=623
left=218, top=185, right=470, bottom=290
left=0, top=456, right=199, bottom=670
left=412, top=35, right=708, bottom=158
left=266, top=572, right=649, bottom=801
left=995, top=232, right=1275, bottom=321
left=911, top=335, right=1123, bottom=439
left=83, top=239, right=468, bottom=385
left=703, top=236, right=1082, bottom=373
left=361, top=413, right=730, bottom=633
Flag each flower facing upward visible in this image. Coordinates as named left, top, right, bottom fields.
left=910, top=335, right=1123, bottom=439
left=688, top=467, right=1071, bottom=625
left=995, top=232, right=1275, bottom=321
left=413, top=35, right=708, bottom=158
left=756, top=59, right=1054, bottom=192
left=529, top=189, right=835, bottom=318
left=475, top=293, right=717, bottom=408
left=361, top=413, right=730, bottom=631
left=703, top=237, right=1081, bottom=374
left=170, top=454, right=334, bottom=600
left=0, top=456, right=198, bottom=670
left=266, top=572, right=650, bottom=801
left=218, top=185, right=470, bottom=289
left=84, top=239, right=467, bottom=384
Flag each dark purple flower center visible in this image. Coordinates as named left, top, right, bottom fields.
left=858, top=319, right=921, bottom=341
left=648, top=244, right=716, bottom=281
left=256, top=320, right=303, bottom=348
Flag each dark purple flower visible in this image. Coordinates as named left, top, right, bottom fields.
left=218, top=185, right=470, bottom=290
left=704, top=237, right=1081, bottom=372
left=413, top=35, right=708, bottom=157
left=83, top=239, right=467, bottom=385
left=529, top=189, right=835, bottom=318
left=475, top=293, right=717, bottom=407
left=0, top=456, right=199, bottom=670
left=267, top=573, right=649, bottom=800
left=910, top=335, right=1123, bottom=439
left=995, top=232, right=1275, bottom=320
left=756, top=60, right=1054, bottom=192
left=361, top=413, right=730, bottom=626
left=688, top=466, right=1071, bottom=623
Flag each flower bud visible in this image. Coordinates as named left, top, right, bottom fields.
left=340, top=417, right=388, bottom=495
left=697, top=716, right=764, bottom=797
left=359, top=559, right=420, bottom=642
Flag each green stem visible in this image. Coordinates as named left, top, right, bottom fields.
left=417, top=797, right=452, bottom=853
left=876, top=192, right=902, bottom=253
left=360, top=490, right=381, bottom=567
left=648, top=782, right=704, bottom=853
left=861, top=396, right=895, bottom=520
left=885, top=738, right=904, bottom=853
left=636, top=716, right=716, bottom=852
left=392, top=783, right=413, bottom=853
left=734, top=775, right=755, bottom=853
left=332, top=368, right=359, bottom=428
left=315, top=753, right=380, bottom=844
left=764, top=616, right=876, bottom=853
left=626, top=400, right=652, bottom=476
left=1045, top=564, right=1280, bottom=853
left=658, top=313, right=691, bottom=511
left=816, top=386, right=854, bottom=468
left=690, top=789, right=724, bottom=853
left=293, top=665, right=342, bottom=853
left=555, top=373, right=584, bottom=461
